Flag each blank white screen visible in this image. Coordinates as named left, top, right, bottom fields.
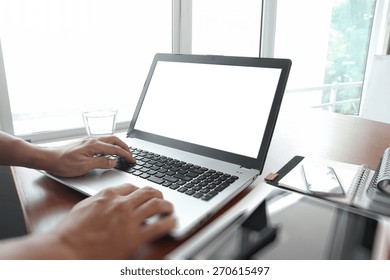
left=134, top=61, right=282, bottom=158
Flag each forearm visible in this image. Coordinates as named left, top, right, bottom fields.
left=0, top=132, right=50, bottom=170
left=0, top=132, right=135, bottom=177
left=0, top=233, right=76, bottom=260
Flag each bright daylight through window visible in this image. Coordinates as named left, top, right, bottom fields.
left=274, top=0, right=376, bottom=115
left=0, top=0, right=171, bottom=136
left=192, top=0, right=377, bottom=115
left=0, top=0, right=384, bottom=138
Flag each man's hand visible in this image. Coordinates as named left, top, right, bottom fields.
left=54, top=184, right=176, bottom=259
left=0, top=184, right=176, bottom=260
left=45, top=136, right=136, bottom=177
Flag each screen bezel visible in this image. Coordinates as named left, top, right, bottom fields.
left=127, top=53, right=291, bottom=171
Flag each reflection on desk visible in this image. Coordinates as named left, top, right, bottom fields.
left=256, top=190, right=380, bottom=260
left=169, top=187, right=387, bottom=260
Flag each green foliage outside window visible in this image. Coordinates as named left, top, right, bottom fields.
left=323, top=0, right=376, bottom=114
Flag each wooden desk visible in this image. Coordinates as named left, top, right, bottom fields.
left=11, top=108, right=390, bottom=259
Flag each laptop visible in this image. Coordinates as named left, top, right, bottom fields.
left=45, top=53, right=291, bottom=239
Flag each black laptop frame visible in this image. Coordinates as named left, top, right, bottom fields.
left=127, top=53, right=291, bottom=173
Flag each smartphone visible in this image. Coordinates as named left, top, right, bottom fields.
left=301, top=164, right=345, bottom=196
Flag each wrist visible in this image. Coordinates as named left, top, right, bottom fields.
left=11, top=138, right=47, bottom=169
left=24, top=143, right=54, bottom=172
left=48, top=231, right=82, bottom=259
left=0, top=232, right=79, bottom=259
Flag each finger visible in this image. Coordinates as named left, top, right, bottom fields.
left=141, top=216, right=177, bottom=242
left=133, top=198, right=174, bottom=223
left=97, top=136, right=131, bottom=153
left=72, top=183, right=140, bottom=212
left=88, top=141, right=136, bottom=164
left=99, top=183, right=139, bottom=197
left=85, top=156, right=117, bottom=170
left=126, top=187, right=164, bottom=209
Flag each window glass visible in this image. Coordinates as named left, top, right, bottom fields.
left=0, top=0, right=172, bottom=135
left=274, top=0, right=376, bottom=114
left=192, top=0, right=262, bottom=57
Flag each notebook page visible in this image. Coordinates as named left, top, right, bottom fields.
left=278, top=158, right=363, bottom=205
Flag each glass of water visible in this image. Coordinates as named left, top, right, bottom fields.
left=82, top=109, right=118, bottom=136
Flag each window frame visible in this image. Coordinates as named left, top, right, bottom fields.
left=360, top=0, right=390, bottom=114
left=0, top=40, right=14, bottom=135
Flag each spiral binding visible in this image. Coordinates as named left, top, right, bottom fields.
left=351, top=164, right=371, bottom=201
left=377, top=148, right=390, bottom=190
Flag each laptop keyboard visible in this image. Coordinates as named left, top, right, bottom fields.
left=112, top=147, right=239, bottom=201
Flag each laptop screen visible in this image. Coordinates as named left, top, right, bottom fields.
left=134, top=61, right=281, bottom=159
left=129, top=54, right=291, bottom=170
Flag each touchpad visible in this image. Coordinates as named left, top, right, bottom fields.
left=49, top=169, right=144, bottom=196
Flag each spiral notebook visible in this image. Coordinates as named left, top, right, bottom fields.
left=352, top=148, right=390, bottom=216
left=271, top=148, right=390, bottom=217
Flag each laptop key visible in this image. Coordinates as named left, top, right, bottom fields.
left=202, top=193, right=218, bottom=201
left=132, top=165, right=143, bottom=170
left=148, top=176, right=164, bottom=184
left=162, top=181, right=172, bottom=187
left=209, top=190, right=218, bottom=196
left=187, top=172, right=200, bottom=178
left=193, top=192, right=204, bottom=199
left=163, top=175, right=178, bottom=183
left=154, top=172, right=165, bottom=178
left=147, top=170, right=157, bottom=175
left=140, top=173, right=150, bottom=179
left=215, top=182, right=231, bottom=192
left=178, top=187, right=188, bottom=193
left=132, top=170, right=143, bottom=176
left=169, top=184, right=180, bottom=190
left=185, top=190, right=196, bottom=195
left=192, top=185, right=202, bottom=191
left=173, top=173, right=192, bottom=181
left=200, top=188, right=210, bottom=194
left=140, top=167, right=150, bottom=173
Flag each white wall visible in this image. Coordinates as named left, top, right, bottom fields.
left=0, top=40, right=14, bottom=134
left=360, top=55, right=390, bottom=123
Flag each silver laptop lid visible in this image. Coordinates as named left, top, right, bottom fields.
left=127, top=53, right=291, bottom=173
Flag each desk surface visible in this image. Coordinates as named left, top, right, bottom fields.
left=11, top=108, right=390, bottom=259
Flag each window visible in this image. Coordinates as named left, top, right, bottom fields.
left=273, top=0, right=377, bottom=115
left=0, top=0, right=171, bottom=138
left=190, top=0, right=383, bottom=116
left=191, top=0, right=262, bottom=57
left=1, top=0, right=389, bottom=140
